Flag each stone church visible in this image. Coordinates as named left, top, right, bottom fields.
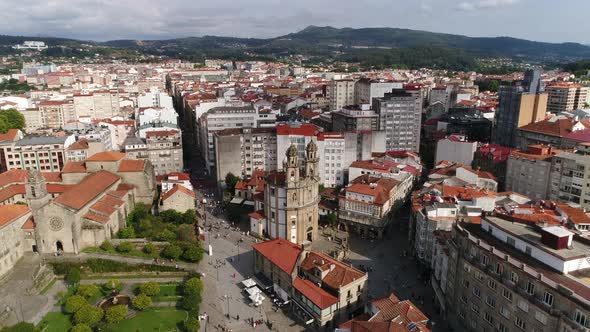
left=249, top=141, right=320, bottom=244
left=0, top=151, right=157, bottom=277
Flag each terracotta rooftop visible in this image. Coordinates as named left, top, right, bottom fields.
left=0, top=205, right=31, bottom=228
left=519, top=116, right=590, bottom=138
left=293, top=277, right=339, bottom=309
left=118, top=159, right=146, bottom=172
left=252, top=238, right=302, bottom=274
left=300, top=251, right=366, bottom=289
left=62, top=161, right=87, bottom=173
left=161, top=184, right=195, bottom=201
left=68, top=138, right=89, bottom=151
left=54, top=171, right=120, bottom=210
left=0, top=129, right=21, bottom=142
left=86, top=151, right=126, bottom=162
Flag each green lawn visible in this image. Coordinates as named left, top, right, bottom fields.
left=133, top=283, right=182, bottom=302
left=37, top=312, right=72, bottom=332
left=112, top=308, right=188, bottom=332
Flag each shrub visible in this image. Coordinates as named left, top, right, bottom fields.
left=182, top=244, right=203, bottom=263
left=156, top=229, right=176, bottom=242
left=64, top=295, right=88, bottom=314
left=76, top=284, right=99, bottom=299
left=105, top=305, right=128, bottom=324
left=65, top=267, right=81, bottom=285
left=131, top=293, right=152, bottom=310
left=182, top=210, right=197, bottom=224
left=70, top=324, right=92, bottom=332
left=73, top=305, right=104, bottom=327
left=183, top=316, right=200, bottom=332
left=143, top=243, right=156, bottom=255
left=181, top=277, right=203, bottom=312
left=116, top=241, right=134, bottom=253
left=176, top=224, right=196, bottom=242
left=117, top=227, right=136, bottom=239
left=162, top=244, right=182, bottom=260
left=99, top=240, right=114, bottom=252
left=139, top=282, right=160, bottom=296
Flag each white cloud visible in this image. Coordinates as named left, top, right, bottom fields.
left=457, top=0, right=520, bottom=11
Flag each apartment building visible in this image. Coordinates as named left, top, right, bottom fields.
left=124, top=130, right=183, bottom=176
left=328, top=79, right=356, bottom=111
left=549, top=152, right=590, bottom=209
left=435, top=134, right=478, bottom=166
left=73, top=90, right=121, bottom=119
left=38, top=100, right=77, bottom=129
left=546, top=83, right=589, bottom=113
left=214, top=127, right=277, bottom=189
left=494, top=70, right=547, bottom=147
left=331, top=105, right=379, bottom=132
left=353, top=78, right=403, bottom=104
left=373, top=88, right=423, bottom=152
left=0, top=135, right=75, bottom=172
left=505, top=145, right=561, bottom=200
left=516, top=115, right=589, bottom=150
left=198, top=105, right=275, bottom=175
left=316, top=132, right=346, bottom=188
left=442, top=216, right=590, bottom=332
left=137, top=90, right=174, bottom=109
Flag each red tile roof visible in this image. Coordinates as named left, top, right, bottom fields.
left=21, top=217, right=35, bottom=230
left=276, top=123, right=321, bottom=136
left=62, top=161, right=87, bottom=173
left=161, top=184, right=195, bottom=201
left=146, top=130, right=179, bottom=138
left=83, top=212, right=110, bottom=224
left=68, top=139, right=89, bottom=151
left=252, top=238, right=302, bottom=274
left=0, top=205, right=31, bottom=228
left=293, top=277, right=339, bottom=309
left=118, top=159, right=146, bottom=172
left=0, top=129, right=21, bottom=142
left=248, top=210, right=265, bottom=220
left=86, top=151, right=126, bottom=162
left=519, top=116, right=589, bottom=138
left=54, top=171, right=120, bottom=210
left=300, top=251, right=366, bottom=289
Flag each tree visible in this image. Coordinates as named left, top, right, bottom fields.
left=100, top=240, right=114, bottom=252
left=139, top=282, right=160, bottom=296
left=182, top=244, right=203, bottom=263
left=160, top=209, right=182, bottom=224
left=65, top=267, right=81, bottom=285
left=105, top=305, right=128, bottom=324
left=131, top=293, right=152, bottom=310
left=116, top=241, right=134, bottom=253
left=176, top=224, right=196, bottom=242
left=162, top=244, right=182, bottom=260
left=73, top=305, right=104, bottom=327
left=326, top=213, right=337, bottom=227
left=182, top=210, right=197, bottom=224
left=225, top=172, right=239, bottom=194
left=183, top=316, right=200, bottom=332
left=0, top=109, right=25, bottom=132
left=117, top=227, right=135, bottom=239
left=1, top=322, right=36, bottom=332
left=183, top=277, right=203, bottom=296
left=76, top=284, right=99, bottom=299
left=65, top=295, right=88, bottom=314
left=127, top=203, right=150, bottom=225
left=70, top=324, right=92, bottom=332
left=181, top=277, right=203, bottom=311
left=156, top=229, right=176, bottom=242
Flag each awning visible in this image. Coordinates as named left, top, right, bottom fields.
left=245, top=286, right=262, bottom=296
left=243, top=200, right=255, bottom=206
left=252, top=272, right=273, bottom=290
left=229, top=197, right=244, bottom=204
left=241, top=278, right=256, bottom=288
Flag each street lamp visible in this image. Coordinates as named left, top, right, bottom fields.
left=236, top=240, right=240, bottom=262
left=224, top=294, right=232, bottom=319
left=213, top=259, right=223, bottom=281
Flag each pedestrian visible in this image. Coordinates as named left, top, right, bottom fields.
left=236, top=314, right=240, bottom=321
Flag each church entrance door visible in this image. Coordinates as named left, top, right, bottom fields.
left=56, top=241, right=63, bottom=252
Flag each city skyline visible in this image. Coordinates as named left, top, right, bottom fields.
left=1, top=0, right=589, bottom=44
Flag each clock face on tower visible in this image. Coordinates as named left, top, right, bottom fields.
left=48, top=217, right=64, bottom=231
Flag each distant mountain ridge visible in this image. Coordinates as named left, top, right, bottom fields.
left=1, top=26, right=590, bottom=65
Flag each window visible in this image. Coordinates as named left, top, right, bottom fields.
left=500, top=305, right=511, bottom=319
left=510, top=272, right=519, bottom=284
left=463, top=279, right=470, bottom=288
left=502, top=288, right=513, bottom=301
left=496, top=263, right=503, bottom=275
left=484, top=312, right=494, bottom=325
left=471, top=303, right=480, bottom=314
left=517, top=299, right=529, bottom=312
left=475, top=271, right=484, bottom=281
left=460, top=295, right=468, bottom=304
left=526, top=281, right=535, bottom=295
left=542, top=292, right=554, bottom=307
left=485, top=295, right=496, bottom=308
left=574, top=310, right=587, bottom=327
left=482, top=255, right=489, bottom=266
left=498, top=323, right=509, bottom=332
left=534, top=311, right=547, bottom=325
left=515, top=317, right=526, bottom=330
left=488, top=279, right=497, bottom=291
left=473, top=286, right=481, bottom=298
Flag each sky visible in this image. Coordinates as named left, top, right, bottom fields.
left=0, top=0, right=588, bottom=43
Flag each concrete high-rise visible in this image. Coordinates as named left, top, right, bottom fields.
left=373, top=88, right=422, bottom=152
left=546, top=83, right=589, bottom=114
left=493, top=69, right=547, bottom=147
